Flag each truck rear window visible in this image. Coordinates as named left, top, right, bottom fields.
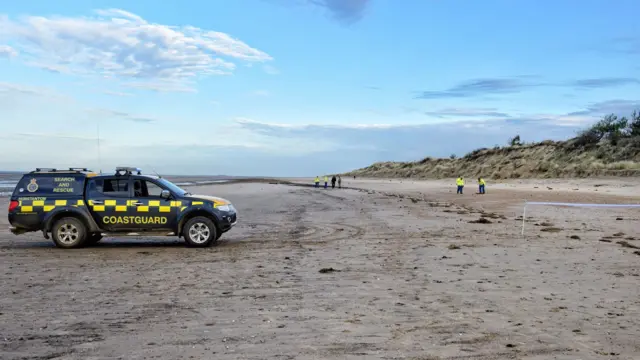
left=13, top=175, right=85, bottom=197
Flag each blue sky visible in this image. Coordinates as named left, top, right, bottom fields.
left=0, top=0, right=639, bottom=176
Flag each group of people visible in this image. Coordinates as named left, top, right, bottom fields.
left=455, top=176, right=486, bottom=195
left=312, top=174, right=485, bottom=194
left=314, top=175, right=342, bottom=189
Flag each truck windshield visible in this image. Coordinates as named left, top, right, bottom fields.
left=157, top=178, right=189, bottom=196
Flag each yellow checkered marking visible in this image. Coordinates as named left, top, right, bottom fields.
left=17, top=198, right=80, bottom=213
left=17, top=197, right=194, bottom=213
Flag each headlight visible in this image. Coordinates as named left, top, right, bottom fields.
left=217, top=204, right=231, bottom=212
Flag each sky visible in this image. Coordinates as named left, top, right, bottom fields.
left=0, top=0, right=639, bottom=176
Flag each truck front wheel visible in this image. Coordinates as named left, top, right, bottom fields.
left=51, top=217, right=88, bottom=249
left=183, top=216, right=217, bottom=247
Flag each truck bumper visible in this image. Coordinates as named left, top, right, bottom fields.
left=219, top=212, right=237, bottom=233
left=9, top=226, right=29, bottom=235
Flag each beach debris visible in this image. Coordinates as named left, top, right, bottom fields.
left=617, top=241, right=640, bottom=249
left=468, top=217, right=492, bottom=224
left=568, top=235, right=581, bottom=240
left=319, top=267, right=340, bottom=273
left=540, top=227, right=562, bottom=232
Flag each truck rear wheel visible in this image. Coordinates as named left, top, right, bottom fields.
left=51, top=217, right=87, bottom=249
left=183, top=216, right=217, bottom=247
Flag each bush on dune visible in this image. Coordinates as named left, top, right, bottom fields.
left=344, top=110, right=640, bottom=179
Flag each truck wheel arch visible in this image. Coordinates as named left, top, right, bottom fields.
left=44, top=209, right=99, bottom=234
left=177, top=209, right=220, bottom=237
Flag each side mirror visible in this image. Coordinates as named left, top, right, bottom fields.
left=160, top=190, right=171, bottom=199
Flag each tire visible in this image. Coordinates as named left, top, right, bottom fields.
left=51, top=217, right=88, bottom=249
left=183, top=216, right=217, bottom=247
left=86, top=233, right=103, bottom=245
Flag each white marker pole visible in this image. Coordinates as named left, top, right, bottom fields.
left=521, top=201, right=527, bottom=236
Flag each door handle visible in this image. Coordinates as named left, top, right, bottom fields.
left=132, top=201, right=144, bottom=206
left=92, top=200, right=104, bottom=205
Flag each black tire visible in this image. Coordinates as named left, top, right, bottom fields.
left=183, top=216, right=217, bottom=247
left=51, top=217, right=88, bottom=249
left=86, top=233, right=103, bottom=245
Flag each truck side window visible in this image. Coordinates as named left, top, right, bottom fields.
left=87, top=178, right=129, bottom=197
left=132, top=179, right=163, bottom=197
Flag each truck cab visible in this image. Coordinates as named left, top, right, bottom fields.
left=8, top=167, right=237, bottom=248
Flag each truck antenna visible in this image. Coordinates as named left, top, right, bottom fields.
left=96, top=122, right=102, bottom=174
left=148, top=164, right=161, bottom=178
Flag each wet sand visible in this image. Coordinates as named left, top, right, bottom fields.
left=1, top=178, right=639, bottom=359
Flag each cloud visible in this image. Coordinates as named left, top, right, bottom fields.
left=415, top=76, right=640, bottom=99
left=605, top=36, right=640, bottom=55
left=416, top=77, right=540, bottom=99
left=424, top=107, right=510, bottom=118
left=123, top=81, right=197, bottom=93
left=5, top=132, right=99, bottom=141
left=568, top=99, right=640, bottom=117
left=88, top=108, right=157, bottom=123
left=0, top=9, right=272, bottom=92
left=570, top=77, right=640, bottom=89
left=308, top=0, right=371, bottom=24
left=263, top=64, right=279, bottom=75
left=232, top=116, right=586, bottom=172
left=0, top=44, right=17, bottom=58
left=0, top=81, right=70, bottom=99
left=103, top=90, right=133, bottom=97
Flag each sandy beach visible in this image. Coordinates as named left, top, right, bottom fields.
left=1, top=177, right=639, bottom=359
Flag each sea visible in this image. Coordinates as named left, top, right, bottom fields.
left=0, top=173, right=230, bottom=197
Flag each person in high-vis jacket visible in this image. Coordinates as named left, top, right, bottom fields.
left=314, top=176, right=320, bottom=188
left=324, top=175, right=329, bottom=189
left=478, top=177, right=486, bottom=194
left=456, top=176, right=465, bottom=194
